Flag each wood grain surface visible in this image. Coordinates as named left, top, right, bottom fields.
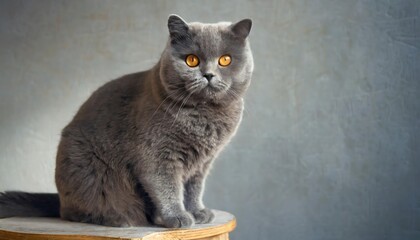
left=0, top=210, right=235, bottom=240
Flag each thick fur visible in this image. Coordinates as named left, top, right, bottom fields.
left=0, top=15, right=253, bottom=228
left=0, top=192, right=59, bottom=218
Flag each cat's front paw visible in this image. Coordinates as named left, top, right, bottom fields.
left=160, top=211, right=194, bottom=228
left=191, top=208, right=214, bottom=224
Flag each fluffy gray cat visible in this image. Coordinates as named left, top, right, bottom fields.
left=0, top=15, right=253, bottom=228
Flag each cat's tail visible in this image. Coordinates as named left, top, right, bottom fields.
left=0, top=191, right=60, bottom=218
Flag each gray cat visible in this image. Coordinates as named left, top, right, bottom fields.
left=0, top=15, right=253, bottom=228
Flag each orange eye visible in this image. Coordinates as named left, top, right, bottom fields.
left=185, top=54, right=199, bottom=67
left=218, top=55, right=232, bottom=66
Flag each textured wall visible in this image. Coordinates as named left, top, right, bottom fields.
left=1, top=1, right=419, bottom=239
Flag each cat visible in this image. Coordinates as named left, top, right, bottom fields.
left=0, top=14, right=253, bottom=228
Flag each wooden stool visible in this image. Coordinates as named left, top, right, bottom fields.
left=0, top=210, right=235, bottom=240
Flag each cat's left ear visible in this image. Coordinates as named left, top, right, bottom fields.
left=168, top=14, right=189, bottom=39
left=230, top=19, right=252, bottom=39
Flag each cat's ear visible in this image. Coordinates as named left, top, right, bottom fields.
left=231, top=19, right=252, bottom=39
left=167, top=14, right=189, bottom=39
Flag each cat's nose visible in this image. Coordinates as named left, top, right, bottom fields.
left=203, top=73, right=215, bottom=81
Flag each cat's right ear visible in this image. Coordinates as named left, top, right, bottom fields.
left=231, top=19, right=252, bottom=39
left=167, top=14, right=189, bottom=39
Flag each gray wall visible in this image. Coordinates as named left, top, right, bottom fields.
left=1, top=1, right=419, bottom=239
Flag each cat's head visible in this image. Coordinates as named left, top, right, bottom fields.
left=159, top=15, right=254, bottom=105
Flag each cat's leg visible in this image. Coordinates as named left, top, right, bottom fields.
left=183, top=165, right=215, bottom=224
left=56, top=135, right=148, bottom=227
left=140, top=161, right=194, bottom=228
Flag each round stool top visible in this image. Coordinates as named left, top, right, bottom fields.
left=0, top=210, right=236, bottom=240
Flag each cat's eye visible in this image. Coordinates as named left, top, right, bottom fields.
left=218, top=55, right=232, bottom=66
left=185, top=54, right=199, bottom=67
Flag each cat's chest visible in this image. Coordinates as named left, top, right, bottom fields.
left=143, top=101, right=244, bottom=164
left=175, top=103, right=243, bottom=146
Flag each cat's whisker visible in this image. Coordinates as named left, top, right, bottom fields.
left=227, top=88, right=240, bottom=100
left=146, top=91, right=180, bottom=124
left=171, top=89, right=196, bottom=127
left=165, top=91, right=188, bottom=116
left=186, top=81, right=204, bottom=92
left=227, top=89, right=252, bottom=118
left=167, top=83, right=184, bottom=91
left=171, top=94, right=192, bottom=121
left=187, top=85, right=200, bottom=93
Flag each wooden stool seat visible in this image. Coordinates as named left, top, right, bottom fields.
left=0, top=210, right=235, bottom=240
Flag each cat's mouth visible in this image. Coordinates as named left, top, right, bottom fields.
left=185, top=78, right=229, bottom=100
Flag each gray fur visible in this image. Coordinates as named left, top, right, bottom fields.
left=0, top=192, right=59, bottom=218
left=0, top=15, right=253, bottom=228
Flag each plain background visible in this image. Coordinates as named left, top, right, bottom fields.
left=1, top=1, right=419, bottom=239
